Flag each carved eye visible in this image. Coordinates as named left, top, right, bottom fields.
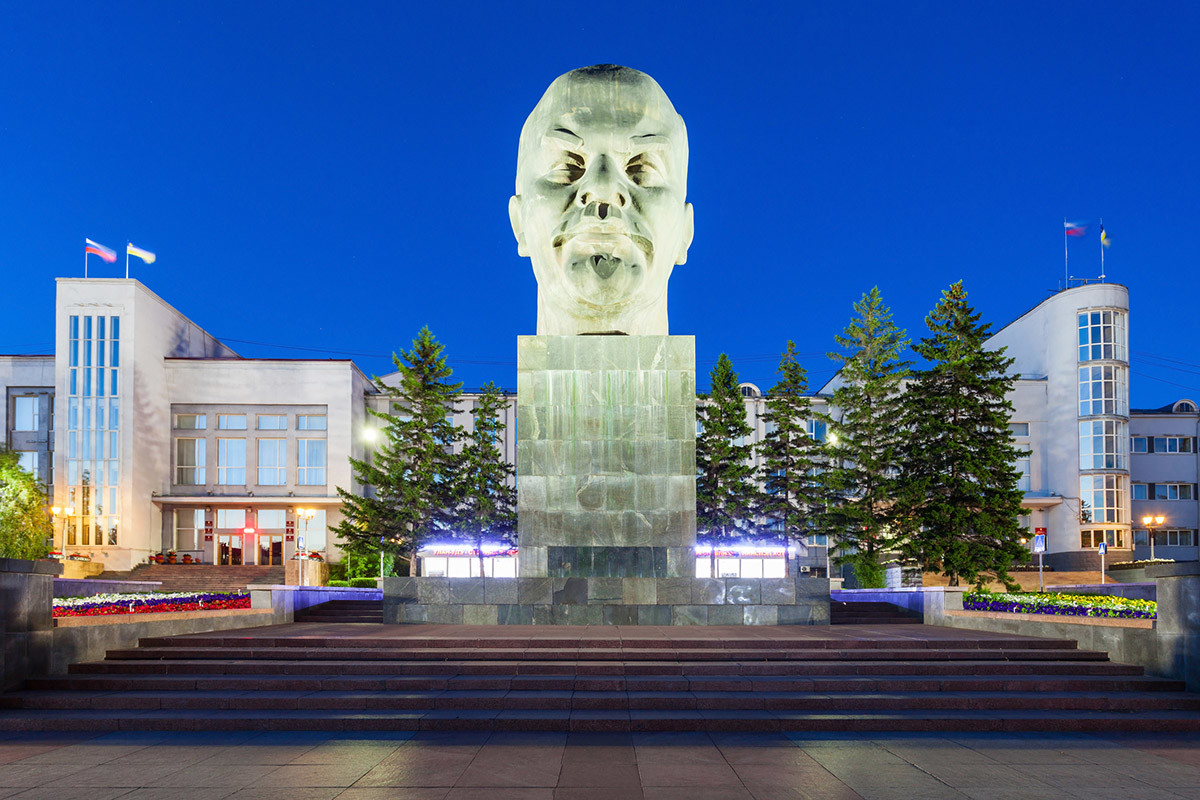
left=547, top=152, right=585, bottom=185
left=625, top=153, right=661, bottom=186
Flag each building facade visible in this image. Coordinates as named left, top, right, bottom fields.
left=1, top=277, right=1196, bottom=574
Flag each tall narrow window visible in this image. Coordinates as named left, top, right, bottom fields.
left=217, top=439, right=247, bottom=485
left=176, top=438, right=206, bottom=485
left=13, top=397, right=38, bottom=431
left=257, top=439, right=286, bottom=485
left=297, top=439, right=327, bottom=485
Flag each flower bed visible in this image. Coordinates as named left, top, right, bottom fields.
left=53, top=591, right=250, bottom=618
left=964, top=591, right=1157, bottom=620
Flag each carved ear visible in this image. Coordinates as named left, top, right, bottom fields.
left=675, top=202, right=695, bottom=265
left=508, top=195, right=528, bottom=257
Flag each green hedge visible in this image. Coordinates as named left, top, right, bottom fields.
left=349, top=577, right=378, bottom=588
left=326, top=580, right=350, bottom=587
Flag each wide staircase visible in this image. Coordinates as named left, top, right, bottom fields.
left=93, top=564, right=285, bottom=593
left=4, top=624, right=1199, bottom=733
left=295, top=600, right=384, bottom=623
left=830, top=600, right=921, bottom=625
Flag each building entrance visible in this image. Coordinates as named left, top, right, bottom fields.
left=217, top=534, right=244, bottom=565
left=259, top=535, right=283, bottom=565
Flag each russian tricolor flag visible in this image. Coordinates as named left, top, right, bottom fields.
left=85, top=238, right=117, bottom=263
left=1064, top=221, right=1088, bottom=237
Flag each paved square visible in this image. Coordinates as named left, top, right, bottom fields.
left=0, top=730, right=1198, bottom=798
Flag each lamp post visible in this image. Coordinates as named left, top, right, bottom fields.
left=1142, top=514, right=1166, bottom=561
left=50, top=506, right=74, bottom=554
left=296, top=508, right=316, bottom=586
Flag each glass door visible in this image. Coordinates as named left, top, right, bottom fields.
left=259, top=535, right=283, bottom=565
left=217, top=534, right=243, bottom=565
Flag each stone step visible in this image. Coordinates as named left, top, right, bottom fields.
left=4, top=707, right=1200, bottom=733
left=5, top=688, right=1195, bottom=714
left=104, top=646, right=1108, bottom=662
left=67, top=657, right=1147, bottom=677
left=135, top=631, right=1078, bottom=650
left=25, top=672, right=1185, bottom=695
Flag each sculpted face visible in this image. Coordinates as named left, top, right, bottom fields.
left=510, top=65, right=694, bottom=335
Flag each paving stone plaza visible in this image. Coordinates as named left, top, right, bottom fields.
left=3, top=729, right=1200, bottom=800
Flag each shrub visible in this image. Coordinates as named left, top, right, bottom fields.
left=349, top=577, right=378, bottom=588
left=326, top=580, right=350, bottom=587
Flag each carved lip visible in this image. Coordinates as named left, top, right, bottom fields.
left=553, top=226, right=653, bottom=258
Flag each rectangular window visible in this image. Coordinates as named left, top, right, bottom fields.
left=13, top=397, right=39, bottom=431
left=297, top=414, right=327, bottom=431
left=806, top=419, right=827, bottom=442
left=175, top=438, right=206, bottom=485
left=175, top=414, right=206, bottom=430
left=1153, top=483, right=1195, bottom=501
left=1079, top=419, right=1128, bottom=470
left=1015, top=453, right=1031, bottom=492
left=257, top=509, right=286, bottom=529
left=256, top=414, right=287, bottom=430
left=1133, top=529, right=1149, bottom=546
left=297, top=439, right=327, bottom=485
left=257, top=439, right=286, bottom=485
left=1147, top=436, right=1196, bottom=454
left=296, top=508, right=327, bottom=550
left=1077, top=309, right=1128, bottom=362
left=1132, top=483, right=1148, bottom=500
left=174, top=509, right=204, bottom=551
left=1008, top=422, right=1030, bottom=437
left=1080, top=528, right=1127, bottom=549
left=1078, top=364, right=1128, bottom=416
left=1131, top=436, right=1148, bottom=453
left=1079, top=474, right=1126, bottom=524
left=16, top=452, right=39, bottom=479
left=218, top=414, right=247, bottom=430
left=217, top=439, right=247, bottom=485
left=216, top=508, right=246, bottom=529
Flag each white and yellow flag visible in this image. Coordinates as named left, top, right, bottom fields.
left=127, top=243, right=156, bottom=264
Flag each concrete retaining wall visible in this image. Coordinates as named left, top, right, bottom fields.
left=249, top=584, right=381, bottom=616
left=53, top=578, right=163, bottom=597
left=47, top=608, right=285, bottom=675
left=853, top=577, right=1200, bottom=691
left=382, top=576, right=831, bottom=625
left=1107, top=562, right=1200, bottom=583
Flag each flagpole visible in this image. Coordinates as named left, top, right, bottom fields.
left=1063, top=217, right=1068, bottom=288
left=1099, top=218, right=1105, bottom=282
left=125, top=244, right=129, bottom=280
left=84, top=249, right=88, bottom=279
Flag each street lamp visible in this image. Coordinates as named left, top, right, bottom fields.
left=50, top=506, right=74, bottom=554
left=1142, top=514, right=1166, bottom=561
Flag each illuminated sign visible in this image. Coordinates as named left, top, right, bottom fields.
left=418, top=543, right=519, bottom=558
left=694, top=544, right=795, bottom=558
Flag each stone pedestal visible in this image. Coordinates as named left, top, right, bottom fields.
left=516, top=335, right=696, bottom=578
left=285, top=560, right=330, bottom=586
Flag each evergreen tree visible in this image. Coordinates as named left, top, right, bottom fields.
left=450, top=382, right=517, bottom=576
left=333, top=327, right=463, bottom=575
left=759, top=341, right=823, bottom=573
left=696, top=354, right=763, bottom=564
left=895, top=281, right=1028, bottom=589
left=819, top=287, right=911, bottom=588
left=0, top=448, right=52, bottom=560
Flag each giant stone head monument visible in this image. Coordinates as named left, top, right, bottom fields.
left=510, top=65, right=694, bottom=336
left=385, top=66, right=828, bottom=625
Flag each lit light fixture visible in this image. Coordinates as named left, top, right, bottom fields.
left=363, top=426, right=380, bottom=443
left=1141, top=514, right=1167, bottom=561
left=243, top=527, right=256, bottom=534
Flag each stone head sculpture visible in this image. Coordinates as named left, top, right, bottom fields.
left=510, top=65, right=694, bottom=336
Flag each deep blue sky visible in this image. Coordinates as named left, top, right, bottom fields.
left=3, top=2, right=1198, bottom=405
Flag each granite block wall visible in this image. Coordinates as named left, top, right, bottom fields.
left=517, top=335, right=696, bottom=578
left=381, top=575, right=832, bottom=626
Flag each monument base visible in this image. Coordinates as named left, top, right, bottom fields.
left=381, top=575, right=831, bottom=626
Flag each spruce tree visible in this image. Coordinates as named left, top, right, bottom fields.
left=696, top=354, right=763, bottom=566
left=450, top=382, right=517, bottom=576
left=759, top=342, right=823, bottom=573
left=819, top=287, right=911, bottom=588
left=895, top=281, right=1028, bottom=589
left=334, top=327, right=463, bottom=575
